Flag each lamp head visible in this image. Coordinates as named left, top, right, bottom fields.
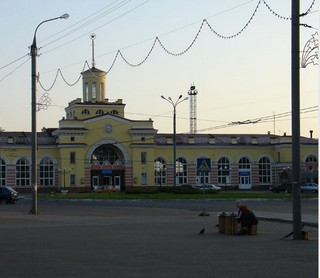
left=60, top=13, right=70, bottom=19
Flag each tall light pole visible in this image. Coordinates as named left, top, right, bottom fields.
left=30, top=14, right=69, bottom=214
left=291, top=0, right=301, bottom=239
left=161, top=95, right=188, bottom=187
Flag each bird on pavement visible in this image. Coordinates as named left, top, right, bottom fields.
left=199, top=228, right=205, bottom=235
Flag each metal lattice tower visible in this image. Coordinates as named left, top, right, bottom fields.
left=188, top=84, right=198, bottom=133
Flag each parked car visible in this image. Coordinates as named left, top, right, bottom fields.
left=301, top=183, right=318, bottom=193
left=94, top=185, right=119, bottom=193
left=0, top=186, right=19, bottom=204
left=269, top=184, right=292, bottom=193
left=196, top=184, right=221, bottom=191
left=179, top=184, right=196, bottom=190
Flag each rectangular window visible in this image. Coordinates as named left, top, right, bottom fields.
left=70, top=136, right=75, bottom=142
left=70, top=174, right=76, bottom=186
left=141, top=152, right=147, bottom=164
left=0, top=162, right=6, bottom=186
left=141, top=173, right=147, bottom=185
left=70, top=152, right=76, bottom=164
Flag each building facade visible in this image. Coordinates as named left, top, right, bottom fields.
left=0, top=66, right=318, bottom=192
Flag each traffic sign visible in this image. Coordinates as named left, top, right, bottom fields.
left=197, top=158, right=211, bottom=173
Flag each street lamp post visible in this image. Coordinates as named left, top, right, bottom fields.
left=161, top=95, right=188, bottom=187
left=59, top=168, right=71, bottom=191
left=30, top=14, right=69, bottom=214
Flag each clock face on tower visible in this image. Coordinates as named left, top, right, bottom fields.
left=105, top=124, right=112, bottom=133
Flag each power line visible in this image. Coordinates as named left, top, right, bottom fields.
left=0, top=0, right=317, bottom=85
left=195, top=106, right=318, bottom=132
left=41, top=0, right=150, bottom=55
left=39, top=0, right=129, bottom=45
left=0, top=57, right=30, bottom=82
left=0, top=54, right=29, bottom=71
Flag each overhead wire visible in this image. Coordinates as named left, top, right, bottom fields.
left=0, top=56, right=30, bottom=82
left=41, top=0, right=150, bottom=55
left=195, top=106, right=318, bottom=133
left=39, top=0, right=127, bottom=45
left=0, top=0, right=317, bottom=87
left=37, top=0, right=318, bottom=91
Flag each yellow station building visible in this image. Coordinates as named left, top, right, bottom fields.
left=0, top=65, right=318, bottom=192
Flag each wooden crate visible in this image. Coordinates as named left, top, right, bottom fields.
left=249, top=225, right=258, bottom=235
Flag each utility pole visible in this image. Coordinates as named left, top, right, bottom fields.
left=30, top=14, right=69, bottom=214
left=291, top=0, right=302, bottom=239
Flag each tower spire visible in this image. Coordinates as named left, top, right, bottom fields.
left=90, top=33, right=96, bottom=68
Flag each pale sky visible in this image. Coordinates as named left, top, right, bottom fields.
left=0, top=0, right=318, bottom=138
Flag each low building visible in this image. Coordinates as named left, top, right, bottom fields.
left=0, top=65, right=318, bottom=192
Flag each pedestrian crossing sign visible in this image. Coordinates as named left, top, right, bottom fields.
left=197, top=158, right=211, bottom=173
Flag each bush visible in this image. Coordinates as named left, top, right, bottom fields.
left=125, top=186, right=160, bottom=194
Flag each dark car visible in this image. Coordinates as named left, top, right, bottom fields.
left=269, top=184, right=292, bottom=193
left=179, top=184, right=196, bottom=190
left=174, top=184, right=199, bottom=193
left=0, top=186, right=19, bottom=204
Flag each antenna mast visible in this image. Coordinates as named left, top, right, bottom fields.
left=90, top=33, right=96, bottom=68
left=188, top=84, right=198, bottom=133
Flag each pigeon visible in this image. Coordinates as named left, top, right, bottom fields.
left=199, top=228, right=205, bottom=235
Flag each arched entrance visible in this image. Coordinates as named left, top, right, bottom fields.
left=90, top=144, right=125, bottom=191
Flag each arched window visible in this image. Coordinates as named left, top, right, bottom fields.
left=259, top=157, right=271, bottom=183
left=110, top=110, right=119, bottom=115
left=16, top=157, right=30, bottom=186
left=92, top=82, right=97, bottom=99
left=81, top=109, right=90, bottom=115
left=176, top=157, right=188, bottom=185
left=85, top=83, right=89, bottom=101
left=306, top=155, right=317, bottom=163
left=218, top=157, right=230, bottom=184
left=0, top=158, right=6, bottom=186
left=96, top=110, right=104, bottom=115
left=154, top=157, right=166, bottom=186
left=239, top=157, right=250, bottom=169
left=91, top=145, right=121, bottom=165
left=39, top=157, right=54, bottom=187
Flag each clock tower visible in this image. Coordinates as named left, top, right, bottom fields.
left=64, top=34, right=125, bottom=120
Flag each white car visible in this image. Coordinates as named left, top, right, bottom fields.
left=301, top=183, right=318, bottom=193
left=196, top=184, right=221, bottom=191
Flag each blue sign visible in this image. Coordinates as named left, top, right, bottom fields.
left=239, top=171, right=250, bottom=176
left=197, top=158, right=211, bottom=173
left=102, top=170, right=112, bottom=174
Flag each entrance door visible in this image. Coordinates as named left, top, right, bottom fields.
left=239, top=172, right=251, bottom=189
left=92, top=176, right=99, bottom=190
left=103, top=176, right=112, bottom=187
left=114, top=176, right=121, bottom=190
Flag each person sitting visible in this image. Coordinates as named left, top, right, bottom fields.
left=235, top=200, right=258, bottom=235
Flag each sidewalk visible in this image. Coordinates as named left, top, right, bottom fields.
left=0, top=200, right=318, bottom=278
left=256, top=211, right=318, bottom=227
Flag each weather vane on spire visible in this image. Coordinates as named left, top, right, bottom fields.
left=90, top=33, right=96, bottom=68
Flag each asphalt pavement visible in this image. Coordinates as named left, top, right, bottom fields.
left=0, top=198, right=318, bottom=278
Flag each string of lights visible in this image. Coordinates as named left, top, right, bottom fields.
left=0, top=0, right=317, bottom=87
